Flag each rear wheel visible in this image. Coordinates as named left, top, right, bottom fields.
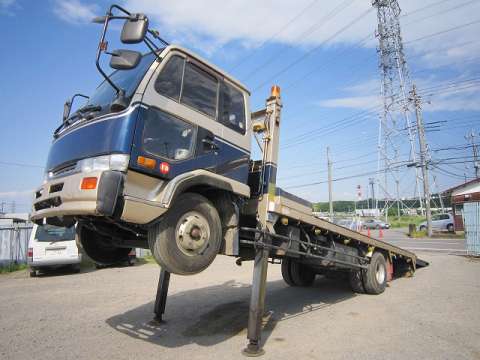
left=281, top=258, right=316, bottom=286
left=362, top=252, right=387, bottom=295
left=148, top=193, right=222, bottom=275
left=77, top=225, right=132, bottom=266
left=447, top=224, right=454, bottom=233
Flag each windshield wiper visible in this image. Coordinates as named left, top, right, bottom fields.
left=53, top=105, right=103, bottom=138
left=78, top=104, right=102, bottom=113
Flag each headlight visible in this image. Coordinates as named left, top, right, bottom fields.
left=78, top=154, right=130, bottom=173
left=44, top=154, right=130, bottom=181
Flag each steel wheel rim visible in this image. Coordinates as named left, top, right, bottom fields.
left=175, top=211, right=210, bottom=256
left=375, top=262, right=386, bottom=284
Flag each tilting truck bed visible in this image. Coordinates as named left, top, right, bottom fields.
left=272, top=188, right=423, bottom=268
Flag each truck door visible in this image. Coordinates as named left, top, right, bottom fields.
left=130, top=51, right=249, bottom=184
left=130, top=53, right=223, bottom=179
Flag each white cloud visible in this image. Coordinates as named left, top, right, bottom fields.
left=0, top=0, right=18, bottom=15
left=122, top=0, right=480, bottom=61
left=318, top=95, right=381, bottom=110
left=53, top=0, right=98, bottom=24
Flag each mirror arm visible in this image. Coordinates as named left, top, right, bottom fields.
left=95, top=11, right=121, bottom=94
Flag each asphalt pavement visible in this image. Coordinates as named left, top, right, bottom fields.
left=379, top=228, right=466, bottom=254
left=1, top=250, right=479, bottom=360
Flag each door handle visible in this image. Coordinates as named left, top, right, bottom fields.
left=202, top=138, right=219, bottom=151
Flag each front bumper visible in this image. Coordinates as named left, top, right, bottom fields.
left=31, top=170, right=124, bottom=223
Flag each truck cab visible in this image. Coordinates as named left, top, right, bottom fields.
left=31, top=9, right=253, bottom=274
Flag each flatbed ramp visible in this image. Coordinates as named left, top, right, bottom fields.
left=271, top=188, right=426, bottom=268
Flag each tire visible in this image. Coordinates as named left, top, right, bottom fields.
left=77, top=225, right=132, bottom=266
left=362, top=252, right=387, bottom=295
left=290, top=259, right=316, bottom=286
left=419, top=225, right=426, bottom=231
left=29, top=269, right=37, bottom=277
left=349, top=270, right=365, bottom=293
left=447, top=224, right=454, bottom=233
left=72, top=264, right=81, bottom=273
left=281, top=258, right=296, bottom=286
left=148, top=193, right=222, bottom=275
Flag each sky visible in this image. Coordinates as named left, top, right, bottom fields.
left=0, top=0, right=479, bottom=212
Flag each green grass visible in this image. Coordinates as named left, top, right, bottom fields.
left=0, top=263, right=28, bottom=274
left=408, top=230, right=427, bottom=238
left=389, top=216, right=425, bottom=229
left=136, top=255, right=157, bottom=265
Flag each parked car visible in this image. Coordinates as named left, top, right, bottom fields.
left=27, top=224, right=81, bottom=277
left=333, top=218, right=363, bottom=231
left=363, top=219, right=390, bottom=230
left=419, top=213, right=454, bottom=232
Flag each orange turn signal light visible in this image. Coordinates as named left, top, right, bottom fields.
left=81, top=177, right=98, bottom=190
left=137, top=156, right=156, bottom=169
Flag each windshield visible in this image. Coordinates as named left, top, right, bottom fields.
left=35, top=225, right=76, bottom=242
left=87, top=52, right=156, bottom=110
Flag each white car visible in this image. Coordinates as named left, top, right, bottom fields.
left=27, top=224, right=82, bottom=277
left=419, top=213, right=454, bottom=233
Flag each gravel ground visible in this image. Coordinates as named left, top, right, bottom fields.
left=1, top=253, right=479, bottom=360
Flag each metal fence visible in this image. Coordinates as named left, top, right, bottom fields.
left=463, top=202, right=480, bottom=256
left=0, top=225, right=33, bottom=267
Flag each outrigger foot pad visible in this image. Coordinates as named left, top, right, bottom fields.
left=242, top=342, right=265, bottom=357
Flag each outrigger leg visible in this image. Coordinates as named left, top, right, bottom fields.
left=243, top=238, right=270, bottom=357
left=153, top=268, right=170, bottom=322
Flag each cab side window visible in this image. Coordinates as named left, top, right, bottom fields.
left=142, top=108, right=195, bottom=161
left=220, top=82, right=246, bottom=134
left=154, top=55, right=184, bottom=101
left=181, top=62, right=218, bottom=118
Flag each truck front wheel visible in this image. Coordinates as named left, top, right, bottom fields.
left=148, top=193, right=222, bottom=275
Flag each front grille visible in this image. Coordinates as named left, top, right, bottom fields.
left=52, top=162, right=77, bottom=177
left=49, top=183, right=64, bottom=193
left=34, top=197, right=62, bottom=211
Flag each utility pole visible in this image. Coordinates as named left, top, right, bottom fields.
left=411, top=85, right=432, bottom=237
left=465, top=129, right=479, bottom=178
left=327, top=146, right=334, bottom=220
left=369, top=178, right=375, bottom=216
left=432, top=174, right=445, bottom=213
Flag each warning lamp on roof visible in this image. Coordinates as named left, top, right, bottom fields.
left=270, top=85, right=281, bottom=98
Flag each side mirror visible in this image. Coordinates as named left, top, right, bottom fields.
left=63, top=100, right=72, bottom=123
left=109, top=49, right=141, bottom=70
left=121, top=14, right=148, bottom=44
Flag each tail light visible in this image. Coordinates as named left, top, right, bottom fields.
left=27, top=247, right=33, bottom=260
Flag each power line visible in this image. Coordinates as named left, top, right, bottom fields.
left=405, top=18, right=480, bottom=44
left=252, top=7, right=374, bottom=92
left=0, top=161, right=44, bottom=169
left=228, top=0, right=322, bottom=72
left=242, top=0, right=357, bottom=81
left=402, top=0, right=479, bottom=27
left=284, top=162, right=408, bottom=189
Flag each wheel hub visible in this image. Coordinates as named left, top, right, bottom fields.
left=176, top=212, right=210, bottom=256
left=375, top=262, right=386, bottom=284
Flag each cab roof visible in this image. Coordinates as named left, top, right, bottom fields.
left=160, top=44, right=251, bottom=95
